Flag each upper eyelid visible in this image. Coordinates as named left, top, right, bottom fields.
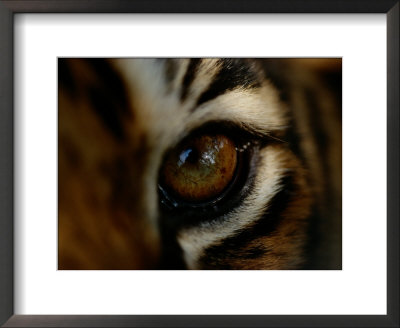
left=175, top=120, right=283, bottom=147
left=239, top=123, right=288, bottom=143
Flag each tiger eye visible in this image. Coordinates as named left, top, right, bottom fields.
left=162, top=134, right=237, bottom=202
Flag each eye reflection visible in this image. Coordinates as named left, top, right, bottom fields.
left=178, top=149, right=196, bottom=167
left=161, top=134, right=237, bottom=203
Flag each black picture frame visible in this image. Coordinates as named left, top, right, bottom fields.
left=0, top=1, right=398, bottom=327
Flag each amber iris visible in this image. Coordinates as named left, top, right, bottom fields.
left=162, top=134, right=237, bottom=202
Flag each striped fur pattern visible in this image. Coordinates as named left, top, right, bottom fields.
left=58, top=58, right=341, bottom=270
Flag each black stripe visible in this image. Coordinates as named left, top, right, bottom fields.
left=84, top=59, right=132, bottom=141
left=304, top=87, right=331, bottom=199
left=257, top=59, right=291, bottom=102
left=321, top=70, right=342, bottom=122
left=164, top=59, right=179, bottom=84
left=180, top=58, right=202, bottom=102
left=58, top=58, right=77, bottom=96
left=195, top=59, right=261, bottom=107
left=283, top=116, right=307, bottom=166
left=159, top=228, right=187, bottom=270
left=257, top=60, right=307, bottom=166
left=200, top=174, right=296, bottom=268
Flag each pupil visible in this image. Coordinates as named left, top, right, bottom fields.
left=186, top=147, right=199, bottom=164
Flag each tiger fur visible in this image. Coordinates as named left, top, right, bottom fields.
left=58, top=58, right=342, bottom=270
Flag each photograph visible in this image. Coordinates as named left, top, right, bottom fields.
left=58, top=58, right=342, bottom=270
left=0, top=0, right=397, bottom=324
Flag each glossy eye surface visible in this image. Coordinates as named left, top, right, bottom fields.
left=161, top=134, right=237, bottom=203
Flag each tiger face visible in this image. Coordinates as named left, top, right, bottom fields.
left=58, top=58, right=342, bottom=270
